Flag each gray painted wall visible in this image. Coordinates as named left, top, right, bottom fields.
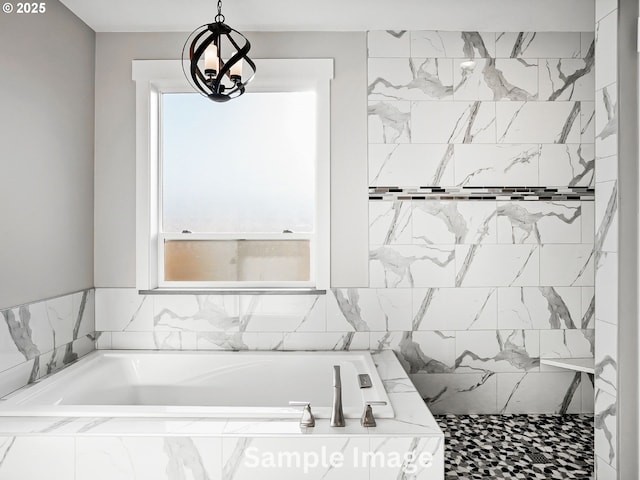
left=0, top=0, right=95, bottom=309
left=617, top=0, right=638, bottom=477
left=93, top=32, right=368, bottom=288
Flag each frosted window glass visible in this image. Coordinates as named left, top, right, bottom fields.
left=164, top=240, right=310, bottom=282
left=162, top=92, right=316, bottom=233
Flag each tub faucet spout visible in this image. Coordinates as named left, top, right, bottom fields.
left=331, top=365, right=345, bottom=427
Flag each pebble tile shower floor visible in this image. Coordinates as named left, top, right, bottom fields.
left=436, top=414, right=594, bottom=480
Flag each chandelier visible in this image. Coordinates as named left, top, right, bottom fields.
left=182, top=0, right=256, bottom=102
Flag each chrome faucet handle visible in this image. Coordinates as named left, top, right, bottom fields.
left=331, top=365, right=345, bottom=427
left=333, top=365, right=341, bottom=386
left=361, top=401, right=387, bottom=427
left=289, top=401, right=315, bottom=428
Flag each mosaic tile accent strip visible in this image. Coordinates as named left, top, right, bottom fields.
left=437, top=414, right=594, bottom=479
left=369, top=187, right=595, bottom=201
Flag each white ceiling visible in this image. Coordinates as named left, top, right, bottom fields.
left=59, top=0, right=594, bottom=33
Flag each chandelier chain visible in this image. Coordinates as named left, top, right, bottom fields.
left=215, top=0, right=224, bottom=23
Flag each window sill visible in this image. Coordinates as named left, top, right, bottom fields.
left=138, top=288, right=327, bottom=296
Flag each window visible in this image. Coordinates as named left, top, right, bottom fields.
left=133, top=59, right=333, bottom=291
left=161, top=91, right=316, bottom=285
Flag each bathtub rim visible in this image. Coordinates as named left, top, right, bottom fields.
left=0, top=350, right=444, bottom=439
left=0, top=349, right=394, bottom=419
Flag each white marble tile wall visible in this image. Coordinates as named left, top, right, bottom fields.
left=365, top=29, right=595, bottom=417
left=0, top=290, right=96, bottom=398
left=594, top=1, right=619, bottom=476
left=368, top=30, right=595, bottom=188
left=365, top=202, right=593, bottom=416
left=369, top=199, right=593, bottom=288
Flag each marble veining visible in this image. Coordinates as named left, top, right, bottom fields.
left=368, top=58, right=454, bottom=100
left=2, top=308, right=40, bottom=361
left=369, top=200, right=411, bottom=244
left=119, top=296, right=151, bottom=331
left=497, top=202, right=581, bottom=244
left=455, top=244, right=538, bottom=288
left=496, top=32, right=582, bottom=59
left=368, top=101, right=411, bottom=143
left=411, top=31, right=495, bottom=59
left=565, top=145, right=595, bottom=187
left=155, top=296, right=240, bottom=332
left=413, top=201, right=496, bottom=245
left=426, top=100, right=496, bottom=144
left=369, top=144, right=455, bottom=187
left=458, top=144, right=539, bottom=186
left=594, top=355, right=617, bottom=393
left=541, top=287, right=577, bottom=328
left=582, top=294, right=595, bottom=328
left=223, top=437, right=250, bottom=480
left=456, top=330, right=540, bottom=374
left=455, top=58, right=538, bottom=101
left=330, top=289, right=371, bottom=331
left=394, top=331, right=455, bottom=374
left=164, top=437, right=212, bottom=479
left=594, top=181, right=617, bottom=253
left=595, top=389, right=617, bottom=465
left=197, top=332, right=275, bottom=351
left=498, top=371, right=585, bottom=414
left=367, top=30, right=410, bottom=58
left=412, top=289, right=435, bottom=331
left=416, top=287, right=497, bottom=331
left=596, top=86, right=618, bottom=142
left=594, top=8, right=618, bottom=472
left=503, top=32, right=536, bottom=58
left=370, top=245, right=455, bottom=288
left=498, top=102, right=581, bottom=144
left=0, top=290, right=95, bottom=397
left=541, top=40, right=595, bottom=101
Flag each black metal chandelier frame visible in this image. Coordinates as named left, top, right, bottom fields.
left=182, top=0, right=256, bottom=102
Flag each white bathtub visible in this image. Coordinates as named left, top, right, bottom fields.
left=0, top=350, right=395, bottom=419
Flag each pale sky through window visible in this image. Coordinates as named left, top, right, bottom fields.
left=162, top=92, right=316, bottom=233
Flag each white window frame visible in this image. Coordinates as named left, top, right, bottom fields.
left=133, top=59, right=333, bottom=291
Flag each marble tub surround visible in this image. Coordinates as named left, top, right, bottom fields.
left=0, top=289, right=96, bottom=398
left=0, top=351, right=441, bottom=437
left=0, top=351, right=445, bottom=480
left=95, top=286, right=594, bottom=416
